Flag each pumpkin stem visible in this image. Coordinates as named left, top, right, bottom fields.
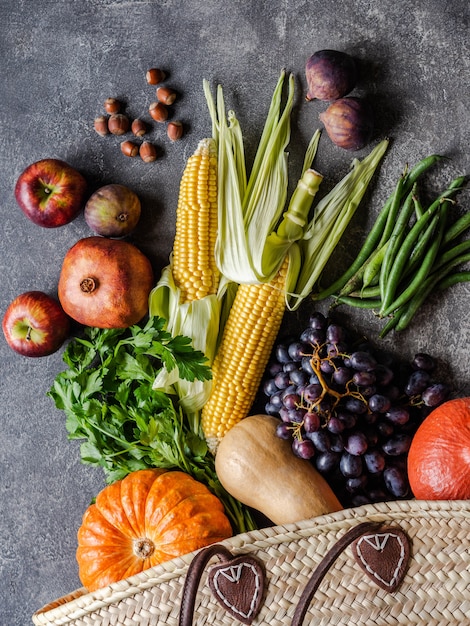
left=133, top=537, right=155, bottom=559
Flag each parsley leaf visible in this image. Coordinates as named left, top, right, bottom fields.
left=48, top=316, right=256, bottom=533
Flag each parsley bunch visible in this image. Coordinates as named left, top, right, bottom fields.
left=48, top=316, right=256, bottom=533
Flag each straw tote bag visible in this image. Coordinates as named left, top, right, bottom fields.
left=33, top=499, right=470, bottom=626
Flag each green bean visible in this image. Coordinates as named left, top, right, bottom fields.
left=312, top=155, right=447, bottom=301
left=332, top=174, right=409, bottom=298
left=381, top=200, right=449, bottom=316
left=336, top=262, right=368, bottom=298
left=382, top=224, right=470, bottom=338
left=392, top=242, right=470, bottom=332
left=378, top=186, right=416, bottom=300
left=441, top=210, right=470, bottom=246
left=337, top=240, right=395, bottom=299
left=427, top=174, right=466, bottom=205
left=433, top=239, right=470, bottom=272
left=393, top=258, right=467, bottom=333
left=379, top=203, right=440, bottom=312
left=405, top=154, right=445, bottom=187
left=412, top=189, right=424, bottom=219
left=351, top=285, right=382, bottom=298
left=405, top=211, right=440, bottom=273
left=430, top=251, right=470, bottom=278
left=379, top=310, right=405, bottom=337
left=362, top=241, right=390, bottom=289
left=437, top=271, right=470, bottom=290
left=365, top=270, right=380, bottom=288
left=422, top=175, right=466, bottom=210
left=394, top=283, right=436, bottom=332
left=379, top=177, right=464, bottom=314
left=377, top=174, right=407, bottom=249
left=333, top=295, right=382, bottom=309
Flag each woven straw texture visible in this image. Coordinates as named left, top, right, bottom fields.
left=32, top=499, right=470, bottom=626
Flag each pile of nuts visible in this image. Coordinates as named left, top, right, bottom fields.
left=93, top=67, right=184, bottom=163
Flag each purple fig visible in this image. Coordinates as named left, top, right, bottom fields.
left=84, top=184, right=141, bottom=237
left=319, top=97, right=373, bottom=151
left=305, top=50, right=357, bottom=101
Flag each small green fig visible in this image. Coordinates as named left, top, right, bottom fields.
left=84, top=184, right=141, bottom=237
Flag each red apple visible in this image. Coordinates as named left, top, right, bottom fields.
left=2, top=291, right=70, bottom=357
left=15, top=158, right=87, bottom=228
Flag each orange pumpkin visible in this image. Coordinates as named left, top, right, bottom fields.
left=407, top=397, right=470, bottom=500
left=76, top=469, right=233, bottom=591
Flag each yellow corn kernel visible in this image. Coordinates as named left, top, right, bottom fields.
left=172, top=138, right=219, bottom=303
left=201, top=260, right=288, bottom=452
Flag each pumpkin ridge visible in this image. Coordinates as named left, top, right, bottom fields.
left=95, top=480, right=135, bottom=537
left=77, top=504, right=130, bottom=546
left=149, top=493, right=226, bottom=537
left=143, top=471, right=210, bottom=531
left=121, top=469, right=167, bottom=538
left=77, top=546, right=138, bottom=591
left=150, top=509, right=233, bottom=560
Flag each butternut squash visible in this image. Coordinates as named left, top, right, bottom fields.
left=215, top=414, right=343, bottom=525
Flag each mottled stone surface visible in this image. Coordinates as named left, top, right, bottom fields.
left=0, top=1, right=468, bottom=624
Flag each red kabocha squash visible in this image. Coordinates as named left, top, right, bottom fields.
left=76, top=469, right=233, bottom=591
left=407, top=397, right=470, bottom=500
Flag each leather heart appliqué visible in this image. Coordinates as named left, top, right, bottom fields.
left=208, top=554, right=265, bottom=624
left=351, top=525, right=411, bottom=592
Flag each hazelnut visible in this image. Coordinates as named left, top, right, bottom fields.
left=149, top=101, right=168, bottom=122
left=104, top=97, right=122, bottom=114
left=156, top=86, right=176, bottom=105
left=146, top=68, right=166, bottom=85
left=139, top=141, right=157, bottom=162
left=93, top=115, right=109, bottom=136
left=108, top=113, right=130, bottom=135
left=167, top=121, right=183, bottom=142
left=131, top=118, right=147, bottom=137
left=120, top=140, right=139, bottom=157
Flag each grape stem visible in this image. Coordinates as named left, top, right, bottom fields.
left=292, top=345, right=368, bottom=440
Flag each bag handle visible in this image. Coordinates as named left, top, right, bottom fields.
left=179, top=544, right=233, bottom=626
left=291, top=521, right=381, bottom=626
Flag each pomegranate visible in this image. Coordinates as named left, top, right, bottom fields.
left=58, top=237, right=153, bottom=328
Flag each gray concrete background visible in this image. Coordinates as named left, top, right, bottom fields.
left=0, top=1, right=469, bottom=624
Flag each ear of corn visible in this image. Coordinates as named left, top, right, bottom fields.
left=198, top=162, right=324, bottom=451
left=172, top=137, right=220, bottom=303
left=198, top=161, right=323, bottom=452
left=149, top=138, right=222, bottom=425
left=201, top=258, right=288, bottom=453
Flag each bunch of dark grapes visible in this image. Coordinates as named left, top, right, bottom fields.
left=261, top=311, right=451, bottom=507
